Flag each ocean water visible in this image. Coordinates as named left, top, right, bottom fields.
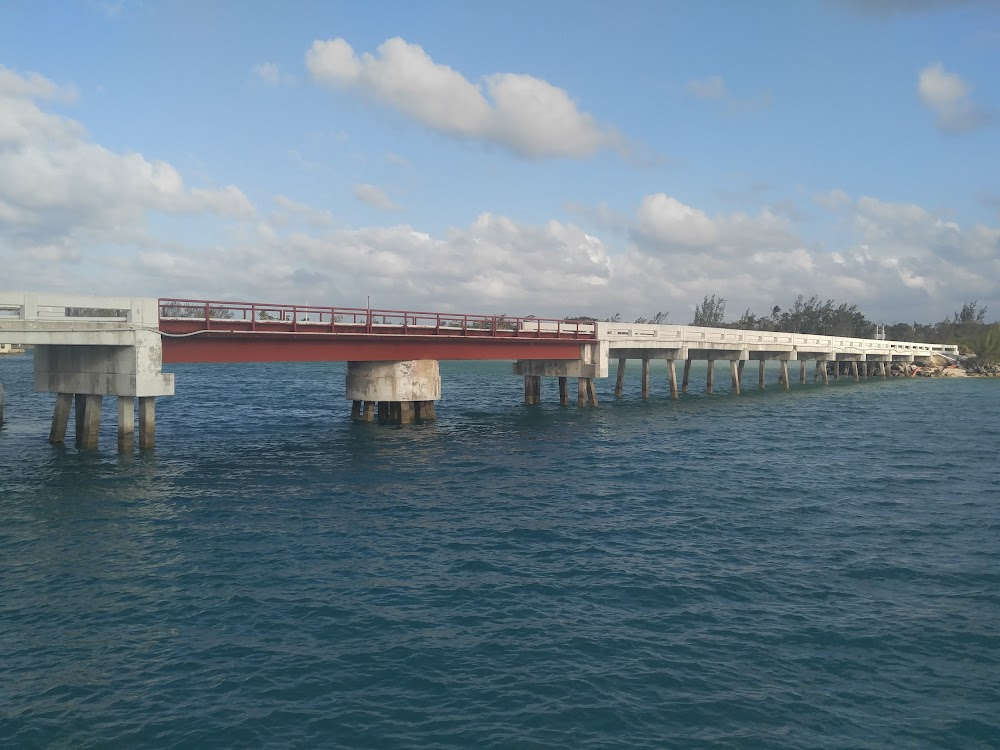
left=1, top=353, right=998, bottom=749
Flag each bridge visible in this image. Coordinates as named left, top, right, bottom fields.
left=0, top=292, right=959, bottom=451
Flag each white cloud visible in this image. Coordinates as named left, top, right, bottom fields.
left=252, top=62, right=282, bottom=86
left=0, top=66, right=254, bottom=287
left=353, top=183, right=401, bottom=212
left=634, top=193, right=796, bottom=254
left=306, top=36, right=624, bottom=159
left=685, top=75, right=727, bottom=100
left=918, top=62, right=991, bottom=133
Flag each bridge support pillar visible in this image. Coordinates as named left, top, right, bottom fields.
left=139, top=397, right=155, bottom=449
left=730, top=360, right=740, bottom=395
left=615, top=359, right=626, bottom=398
left=851, top=361, right=859, bottom=382
left=118, top=396, right=135, bottom=453
left=759, top=360, right=766, bottom=389
left=800, top=361, right=806, bottom=384
left=780, top=360, right=790, bottom=390
left=49, top=392, right=73, bottom=444
left=0, top=383, right=4, bottom=427
left=641, top=357, right=650, bottom=399
left=523, top=375, right=541, bottom=405
left=880, top=361, right=887, bottom=379
left=706, top=360, right=715, bottom=394
left=667, top=360, right=678, bottom=399
left=682, top=359, right=691, bottom=393
left=559, top=377, right=569, bottom=406
left=346, top=360, right=441, bottom=425
left=79, top=395, right=102, bottom=450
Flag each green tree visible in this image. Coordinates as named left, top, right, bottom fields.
left=691, top=294, right=727, bottom=327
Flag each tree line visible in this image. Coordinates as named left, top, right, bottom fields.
left=570, top=295, right=1000, bottom=363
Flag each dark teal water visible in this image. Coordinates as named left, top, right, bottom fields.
left=1, top=354, right=998, bottom=749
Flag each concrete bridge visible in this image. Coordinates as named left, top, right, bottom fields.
left=0, top=292, right=960, bottom=451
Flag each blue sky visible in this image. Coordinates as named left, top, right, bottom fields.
left=1, top=0, right=998, bottom=323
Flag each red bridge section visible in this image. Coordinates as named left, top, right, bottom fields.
left=158, top=299, right=597, bottom=364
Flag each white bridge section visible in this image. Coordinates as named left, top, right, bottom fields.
left=0, top=292, right=173, bottom=397
left=516, top=321, right=959, bottom=378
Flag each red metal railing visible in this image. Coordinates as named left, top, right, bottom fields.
left=157, top=298, right=598, bottom=340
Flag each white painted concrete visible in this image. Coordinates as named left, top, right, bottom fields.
left=0, top=293, right=173, bottom=397
left=345, top=360, right=441, bottom=402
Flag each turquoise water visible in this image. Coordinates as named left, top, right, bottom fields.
left=1, top=354, right=998, bottom=749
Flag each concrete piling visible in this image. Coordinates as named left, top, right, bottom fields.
left=759, top=360, right=766, bottom=389
left=667, top=360, right=679, bottom=399
left=80, top=395, right=102, bottom=450
left=559, top=376, right=569, bottom=406
left=641, top=357, right=650, bottom=399
left=814, top=361, right=821, bottom=382
left=880, top=361, right=887, bottom=379
left=0, top=383, right=4, bottom=427
left=586, top=378, right=599, bottom=407
left=49, top=392, right=72, bottom=444
left=730, top=360, right=741, bottom=395
left=615, top=358, right=626, bottom=398
left=851, top=361, right=859, bottom=382
left=118, top=396, right=135, bottom=453
left=780, top=360, right=790, bottom=390
left=800, top=361, right=807, bottom=385
left=706, top=360, right=715, bottom=394
left=682, top=359, right=692, bottom=393
left=138, top=397, right=155, bottom=449
left=578, top=377, right=587, bottom=408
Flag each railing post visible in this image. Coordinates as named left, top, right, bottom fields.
left=436, top=314, right=440, bottom=335
left=403, top=313, right=408, bottom=334
left=204, top=302, right=210, bottom=329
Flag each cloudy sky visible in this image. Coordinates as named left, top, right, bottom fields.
left=1, top=0, right=998, bottom=323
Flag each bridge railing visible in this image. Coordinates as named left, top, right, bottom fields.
left=598, top=322, right=960, bottom=354
left=0, top=293, right=157, bottom=324
left=158, top=299, right=598, bottom=339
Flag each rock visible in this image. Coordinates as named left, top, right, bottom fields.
left=941, top=368, right=967, bottom=377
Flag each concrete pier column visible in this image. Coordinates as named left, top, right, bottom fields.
left=814, top=361, right=821, bottom=382
left=641, top=356, right=650, bottom=399
left=667, top=360, right=679, bottom=400
left=533, top=376, right=541, bottom=404
left=737, top=360, right=745, bottom=384
left=138, top=396, right=155, bottom=449
left=586, top=378, right=599, bottom=407
left=79, top=394, right=103, bottom=450
left=851, top=361, right=859, bottom=382
left=821, top=362, right=830, bottom=385
left=559, top=376, right=569, bottom=406
left=880, top=361, right=887, bottom=379
left=780, top=360, right=790, bottom=390
left=346, top=360, right=441, bottom=424
left=399, top=401, right=415, bottom=425
left=682, top=359, right=692, bottom=393
left=117, top=396, right=135, bottom=453
left=860, top=361, right=868, bottom=380
left=730, top=360, right=741, bottom=395
left=49, top=392, right=73, bottom=444
left=351, top=400, right=362, bottom=421
left=759, top=360, right=766, bottom=389
left=417, top=400, right=436, bottom=420
left=0, top=383, right=4, bottom=427
left=834, top=362, right=840, bottom=381
left=706, top=360, right=715, bottom=394
left=577, top=377, right=587, bottom=408
left=614, top=358, right=626, bottom=398
left=524, top=375, right=533, bottom=405
left=800, top=361, right=807, bottom=385
left=74, top=394, right=86, bottom=446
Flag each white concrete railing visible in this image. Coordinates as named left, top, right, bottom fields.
left=0, top=292, right=158, bottom=326
left=595, top=322, right=960, bottom=355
